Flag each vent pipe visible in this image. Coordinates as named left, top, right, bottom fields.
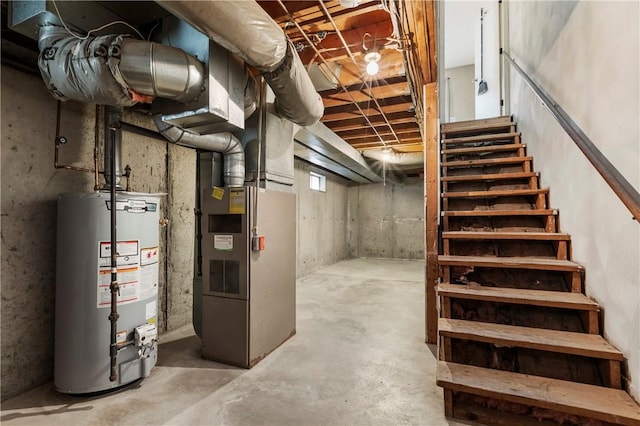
left=103, top=106, right=123, bottom=189
left=153, top=116, right=245, bottom=187
left=155, top=0, right=324, bottom=126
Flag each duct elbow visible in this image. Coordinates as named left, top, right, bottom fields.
left=153, top=115, right=245, bottom=187
left=264, top=44, right=324, bottom=127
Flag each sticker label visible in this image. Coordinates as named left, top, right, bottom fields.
left=140, top=247, right=159, bottom=301
left=146, top=301, right=157, bottom=321
left=229, top=188, right=245, bottom=214
left=98, top=240, right=141, bottom=308
left=116, top=330, right=127, bottom=345
left=212, top=187, right=225, bottom=200
left=214, top=235, right=233, bottom=251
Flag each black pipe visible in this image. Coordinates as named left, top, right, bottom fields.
left=120, top=122, right=167, bottom=143
left=106, top=106, right=122, bottom=382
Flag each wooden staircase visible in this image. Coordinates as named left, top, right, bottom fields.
left=435, top=116, right=640, bottom=425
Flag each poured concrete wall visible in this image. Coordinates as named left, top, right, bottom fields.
left=0, top=66, right=195, bottom=400
left=508, top=1, right=640, bottom=399
left=348, top=178, right=424, bottom=260
left=294, top=159, right=351, bottom=277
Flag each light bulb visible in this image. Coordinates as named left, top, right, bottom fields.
left=366, top=60, right=379, bottom=76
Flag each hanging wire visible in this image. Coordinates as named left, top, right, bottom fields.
left=51, top=0, right=145, bottom=40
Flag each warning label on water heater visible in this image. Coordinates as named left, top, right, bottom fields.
left=97, top=240, right=156, bottom=308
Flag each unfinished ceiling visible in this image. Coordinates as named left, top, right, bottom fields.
left=1, top=0, right=436, bottom=158
left=258, top=0, right=437, bottom=154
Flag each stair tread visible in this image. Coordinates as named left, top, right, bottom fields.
left=442, top=172, right=538, bottom=182
left=442, top=132, right=520, bottom=144
left=437, top=283, right=599, bottom=311
left=443, top=188, right=548, bottom=198
left=442, top=143, right=525, bottom=155
left=441, top=118, right=514, bottom=134
left=439, top=318, right=623, bottom=360
left=442, top=156, right=532, bottom=168
left=443, top=209, right=557, bottom=217
left=436, top=361, right=640, bottom=425
left=438, top=255, right=583, bottom=272
left=442, top=231, right=570, bottom=240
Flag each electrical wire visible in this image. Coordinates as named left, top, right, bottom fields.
left=51, top=0, right=145, bottom=40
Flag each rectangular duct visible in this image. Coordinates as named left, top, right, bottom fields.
left=154, top=17, right=245, bottom=134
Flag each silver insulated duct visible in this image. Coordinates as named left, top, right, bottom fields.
left=153, top=116, right=245, bottom=187
left=155, top=0, right=324, bottom=127
left=37, top=26, right=205, bottom=106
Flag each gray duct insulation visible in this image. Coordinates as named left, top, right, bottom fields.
left=155, top=0, right=324, bottom=127
left=362, top=150, right=425, bottom=168
left=37, top=26, right=204, bottom=106
left=153, top=116, right=244, bottom=187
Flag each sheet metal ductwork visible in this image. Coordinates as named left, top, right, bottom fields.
left=37, top=26, right=205, bottom=106
left=155, top=0, right=324, bottom=127
left=153, top=115, right=244, bottom=187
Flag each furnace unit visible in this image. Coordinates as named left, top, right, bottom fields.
left=200, top=183, right=296, bottom=368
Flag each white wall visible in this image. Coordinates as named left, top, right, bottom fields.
left=508, top=1, right=640, bottom=399
left=445, top=65, right=475, bottom=122
left=475, top=1, right=501, bottom=118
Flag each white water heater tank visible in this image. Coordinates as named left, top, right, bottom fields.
left=55, top=192, right=161, bottom=394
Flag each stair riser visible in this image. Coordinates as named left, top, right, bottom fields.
left=444, top=194, right=548, bottom=212
left=444, top=239, right=569, bottom=260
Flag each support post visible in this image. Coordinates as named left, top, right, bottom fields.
left=425, top=82, right=439, bottom=344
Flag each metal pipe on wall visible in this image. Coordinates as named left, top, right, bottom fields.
left=153, top=116, right=245, bottom=187
left=103, top=106, right=123, bottom=189
left=106, top=106, right=122, bottom=382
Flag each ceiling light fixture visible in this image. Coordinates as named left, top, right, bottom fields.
left=362, top=32, right=381, bottom=76
left=365, top=51, right=381, bottom=76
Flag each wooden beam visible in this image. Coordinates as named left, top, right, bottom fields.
left=424, top=82, right=438, bottom=345
left=298, top=19, right=394, bottom=64
left=323, top=95, right=412, bottom=115
left=318, top=75, right=407, bottom=96
left=337, top=122, right=419, bottom=138
left=285, top=3, right=383, bottom=36
left=324, top=110, right=416, bottom=128
left=322, top=80, right=409, bottom=106
left=342, top=130, right=422, bottom=144
left=351, top=138, right=422, bottom=149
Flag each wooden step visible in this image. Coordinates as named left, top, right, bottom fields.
left=437, top=362, right=640, bottom=425
left=437, top=283, right=598, bottom=312
left=442, top=209, right=557, bottom=218
left=439, top=318, right=623, bottom=361
left=442, top=231, right=570, bottom=241
left=443, top=188, right=548, bottom=199
left=442, top=172, right=538, bottom=183
left=439, top=255, right=583, bottom=292
left=438, top=255, right=583, bottom=272
left=442, top=143, right=525, bottom=156
left=442, top=156, right=532, bottom=168
left=441, top=117, right=514, bottom=135
left=442, top=132, right=520, bottom=145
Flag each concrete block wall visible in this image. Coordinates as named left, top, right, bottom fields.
left=0, top=66, right=195, bottom=400
left=294, top=159, right=351, bottom=277
left=348, top=178, right=424, bottom=260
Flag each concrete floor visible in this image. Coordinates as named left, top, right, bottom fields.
left=1, top=258, right=467, bottom=425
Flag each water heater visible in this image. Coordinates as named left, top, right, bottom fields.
left=55, top=192, right=161, bottom=394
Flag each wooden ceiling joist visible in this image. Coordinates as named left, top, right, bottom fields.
left=345, top=131, right=422, bottom=144
left=318, top=75, right=407, bottom=96
left=323, top=95, right=412, bottom=115
left=323, top=110, right=416, bottom=127
left=337, top=121, right=419, bottom=138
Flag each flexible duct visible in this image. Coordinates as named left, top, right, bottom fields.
left=153, top=115, right=244, bottom=187
left=155, top=0, right=324, bottom=126
left=37, top=26, right=204, bottom=106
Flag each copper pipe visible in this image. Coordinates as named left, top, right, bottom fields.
left=276, top=0, right=389, bottom=148
left=316, top=0, right=402, bottom=147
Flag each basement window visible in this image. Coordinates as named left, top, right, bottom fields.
left=309, top=171, right=326, bottom=192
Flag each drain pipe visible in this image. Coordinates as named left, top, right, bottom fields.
left=154, top=116, right=245, bottom=187
left=155, top=0, right=323, bottom=126
left=105, top=105, right=122, bottom=382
